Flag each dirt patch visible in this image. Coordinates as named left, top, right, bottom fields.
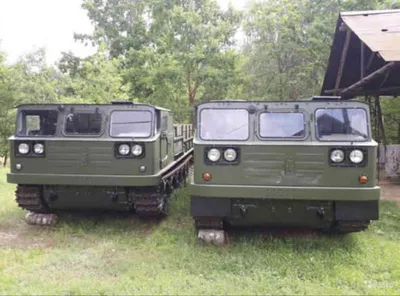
left=0, top=228, right=54, bottom=249
left=378, top=180, right=400, bottom=205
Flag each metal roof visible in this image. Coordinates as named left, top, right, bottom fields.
left=16, top=103, right=171, bottom=112
left=341, top=9, right=400, bottom=61
left=321, top=9, right=400, bottom=98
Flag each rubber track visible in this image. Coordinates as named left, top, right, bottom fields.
left=134, top=157, right=192, bottom=218
left=16, top=185, right=49, bottom=213
left=134, top=191, right=166, bottom=217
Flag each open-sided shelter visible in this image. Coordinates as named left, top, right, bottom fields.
left=321, top=9, right=400, bottom=99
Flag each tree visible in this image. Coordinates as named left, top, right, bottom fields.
left=241, top=0, right=400, bottom=101
left=0, top=51, right=15, bottom=166
left=77, top=0, right=242, bottom=121
left=380, top=97, right=400, bottom=144
left=60, top=45, right=129, bottom=103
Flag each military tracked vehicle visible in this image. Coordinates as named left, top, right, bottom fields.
left=8, top=102, right=193, bottom=223
left=190, top=98, right=380, bottom=243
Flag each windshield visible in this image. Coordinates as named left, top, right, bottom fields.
left=259, top=112, right=305, bottom=138
left=316, top=108, right=368, bottom=141
left=65, top=112, right=102, bottom=135
left=199, top=109, right=249, bottom=140
left=17, top=110, right=58, bottom=136
left=110, top=111, right=152, bottom=137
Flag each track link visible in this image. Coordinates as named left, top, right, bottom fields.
left=16, top=185, right=49, bottom=213
left=25, top=212, right=58, bottom=226
left=133, top=156, right=192, bottom=218
left=194, top=217, right=227, bottom=245
left=134, top=191, right=167, bottom=218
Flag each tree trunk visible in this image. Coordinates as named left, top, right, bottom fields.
left=3, top=153, right=7, bottom=167
left=397, top=122, right=400, bottom=144
left=375, top=96, right=387, bottom=147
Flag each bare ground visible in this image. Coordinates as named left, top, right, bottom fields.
left=378, top=178, right=400, bottom=205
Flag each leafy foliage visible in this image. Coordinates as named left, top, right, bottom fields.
left=76, top=0, right=242, bottom=111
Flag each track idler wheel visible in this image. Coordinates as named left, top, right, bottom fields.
left=25, top=212, right=58, bottom=226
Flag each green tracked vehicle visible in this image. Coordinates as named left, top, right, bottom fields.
left=190, top=98, right=380, bottom=243
left=7, top=102, right=193, bottom=224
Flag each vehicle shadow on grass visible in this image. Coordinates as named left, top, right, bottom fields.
left=54, top=210, right=165, bottom=235
left=223, top=225, right=360, bottom=252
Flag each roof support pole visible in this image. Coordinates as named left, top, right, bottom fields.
left=334, top=29, right=352, bottom=95
left=340, top=62, right=399, bottom=96
left=366, top=52, right=375, bottom=73
left=375, top=95, right=387, bottom=147
left=361, top=41, right=365, bottom=79
left=374, top=96, right=380, bottom=181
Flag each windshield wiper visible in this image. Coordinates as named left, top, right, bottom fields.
left=291, top=130, right=305, bottom=137
left=350, top=128, right=368, bottom=139
left=217, top=123, right=248, bottom=140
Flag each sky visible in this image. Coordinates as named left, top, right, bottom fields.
left=0, top=0, right=249, bottom=65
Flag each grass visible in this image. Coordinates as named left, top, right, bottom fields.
left=0, top=166, right=399, bottom=295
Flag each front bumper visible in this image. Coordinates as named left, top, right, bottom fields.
left=7, top=173, right=160, bottom=187
left=190, top=183, right=380, bottom=201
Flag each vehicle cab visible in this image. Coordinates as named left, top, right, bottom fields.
left=190, top=99, right=379, bottom=234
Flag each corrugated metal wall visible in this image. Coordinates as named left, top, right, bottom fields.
left=379, top=145, right=400, bottom=176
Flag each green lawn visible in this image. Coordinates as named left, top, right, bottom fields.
left=0, top=167, right=399, bottom=295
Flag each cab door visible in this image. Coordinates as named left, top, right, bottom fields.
left=160, top=114, right=169, bottom=169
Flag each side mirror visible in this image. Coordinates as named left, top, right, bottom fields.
left=161, top=131, right=168, bottom=139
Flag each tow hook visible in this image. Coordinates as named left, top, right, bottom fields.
left=317, top=207, right=325, bottom=218
left=239, top=205, right=248, bottom=216
left=108, top=192, right=119, bottom=203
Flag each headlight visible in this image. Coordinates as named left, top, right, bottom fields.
left=224, top=148, right=237, bottom=162
left=349, top=149, right=364, bottom=164
left=18, top=143, right=30, bottom=155
left=132, top=144, right=143, bottom=156
left=33, top=143, right=44, bottom=155
left=330, top=149, right=344, bottom=163
left=118, top=144, right=130, bottom=156
left=207, top=148, right=221, bottom=162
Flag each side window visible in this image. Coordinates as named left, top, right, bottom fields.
left=65, top=113, right=102, bottom=135
left=17, top=110, right=58, bottom=136
left=26, top=115, right=40, bottom=135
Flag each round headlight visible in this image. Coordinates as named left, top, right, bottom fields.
left=224, top=148, right=237, bottom=162
left=207, top=148, right=221, bottom=162
left=118, top=144, right=130, bottom=156
left=132, top=144, right=143, bottom=156
left=18, top=143, right=30, bottom=155
left=330, top=149, right=344, bottom=163
left=33, top=143, right=44, bottom=155
left=349, top=149, right=364, bottom=164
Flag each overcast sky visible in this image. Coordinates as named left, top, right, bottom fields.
left=0, top=0, right=248, bottom=65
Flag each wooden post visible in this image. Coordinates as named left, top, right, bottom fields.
left=340, top=62, right=398, bottom=97
left=361, top=41, right=365, bottom=79
left=375, top=97, right=380, bottom=181
left=375, top=96, right=387, bottom=148
left=334, top=30, right=352, bottom=94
